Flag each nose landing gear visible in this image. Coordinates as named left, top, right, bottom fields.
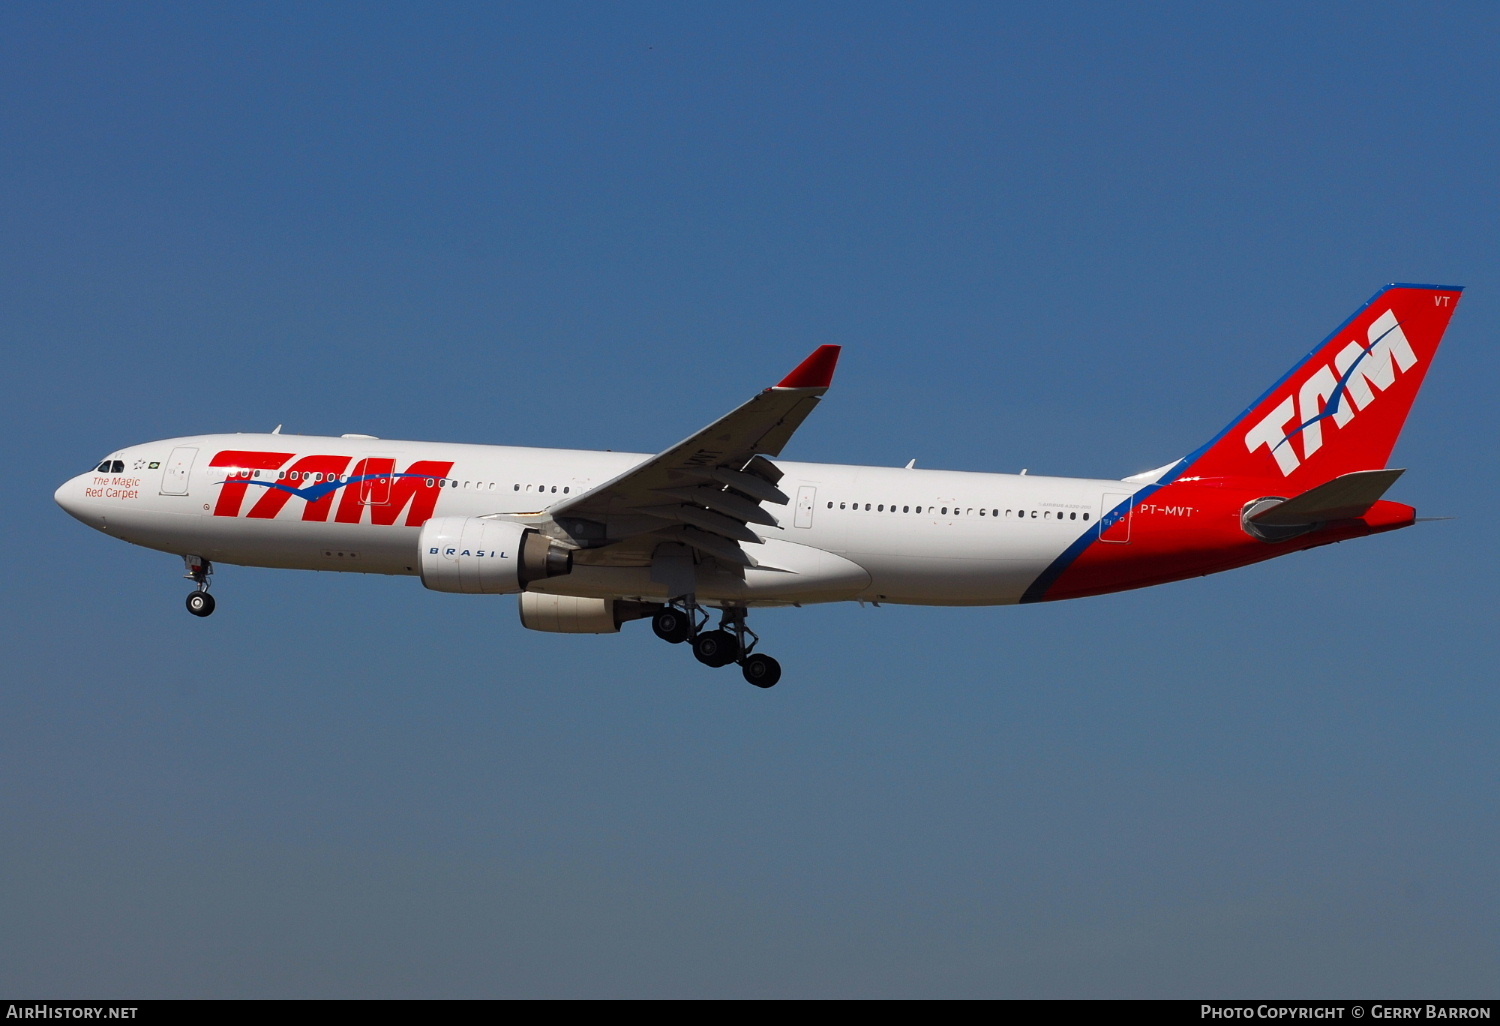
left=183, top=555, right=215, bottom=617
left=654, top=600, right=782, bottom=687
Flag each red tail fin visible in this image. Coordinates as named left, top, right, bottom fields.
left=1182, top=284, right=1462, bottom=489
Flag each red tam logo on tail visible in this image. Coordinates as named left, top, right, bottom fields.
left=1183, top=285, right=1461, bottom=489
left=1243, top=308, right=1419, bottom=476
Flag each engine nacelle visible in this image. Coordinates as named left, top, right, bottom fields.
left=418, top=516, right=573, bottom=594
left=518, top=592, right=623, bottom=634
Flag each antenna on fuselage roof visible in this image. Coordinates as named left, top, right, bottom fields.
left=272, top=424, right=282, bottom=434
left=904, top=459, right=916, bottom=469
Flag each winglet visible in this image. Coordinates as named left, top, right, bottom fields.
left=776, top=345, right=841, bottom=389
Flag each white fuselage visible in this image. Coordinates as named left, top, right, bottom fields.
left=56, top=432, right=1123, bottom=607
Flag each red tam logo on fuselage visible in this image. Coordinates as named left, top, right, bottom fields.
left=208, top=451, right=454, bottom=526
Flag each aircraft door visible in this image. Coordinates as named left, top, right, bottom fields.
left=793, top=485, right=817, bottom=529
left=160, top=446, right=198, bottom=496
left=353, top=454, right=397, bottom=507
left=1099, top=491, right=1133, bottom=543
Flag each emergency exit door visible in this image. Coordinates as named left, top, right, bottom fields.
left=793, top=485, right=817, bottom=529
left=1099, top=492, right=1133, bottom=542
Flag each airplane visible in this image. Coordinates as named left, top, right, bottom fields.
left=55, top=283, right=1462, bottom=688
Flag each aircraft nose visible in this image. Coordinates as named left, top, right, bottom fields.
left=54, top=475, right=86, bottom=519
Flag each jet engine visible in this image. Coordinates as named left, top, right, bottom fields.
left=418, top=516, right=573, bottom=594
left=519, top=593, right=622, bottom=633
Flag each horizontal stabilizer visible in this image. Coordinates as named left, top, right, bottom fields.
left=1249, top=468, right=1405, bottom=526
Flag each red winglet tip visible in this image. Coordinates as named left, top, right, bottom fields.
left=776, top=345, right=841, bottom=389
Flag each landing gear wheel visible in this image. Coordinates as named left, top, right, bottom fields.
left=652, top=607, right=692, bottom=644
left=186, top=591, right=216, bottom=617
left=741, top=654, right=781, bottom=688
left=692, top=629, right=740, bottom=668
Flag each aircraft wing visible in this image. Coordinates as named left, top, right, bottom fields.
left=545, top=345, right=841, bottom=567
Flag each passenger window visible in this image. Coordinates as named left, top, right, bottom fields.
left=903, top=506, right=909, bottom=513
left=877, top=504, right=884, bottom=512
left=1083, top=513, right=1090, bottom=521
left=1070, top=511, right=1077, bottom=520
left=839, top=502, right=846, bottom=509
left=564, top=487, right=570, bottom=494
left=864, top=503, right=871, bottom=511
left=514, top=484, right=520, bottom=491
left=941, top=507, right=948, bottom=515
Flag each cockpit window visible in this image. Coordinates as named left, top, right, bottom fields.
left=95, top=460, right=124, bottom=473
left=96, top=461, right=111, bottom=472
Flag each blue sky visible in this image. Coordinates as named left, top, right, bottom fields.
left=3, top=2, right=1497, bottom=997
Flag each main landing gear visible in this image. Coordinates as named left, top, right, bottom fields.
left=651, top=603, right=782, bottom=688
left=183, top=555, right=215, bottom=617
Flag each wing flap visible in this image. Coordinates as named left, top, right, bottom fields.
left=653, top=525, right=757, bottom=568
left=693, top=466, right=789, bottom=505
left=654, top=486, right=781, bottom=526
left=637, top=504, right=764, bottom=544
